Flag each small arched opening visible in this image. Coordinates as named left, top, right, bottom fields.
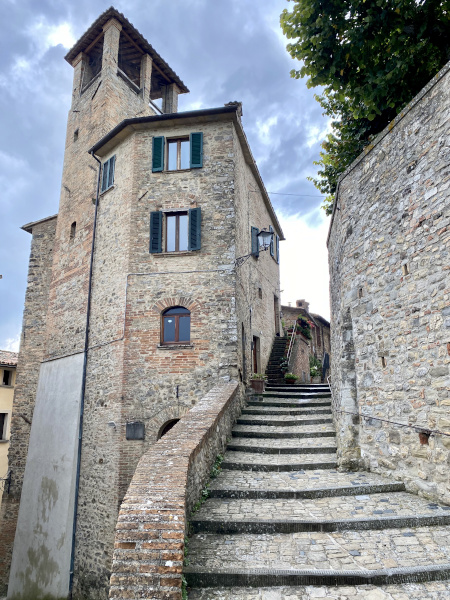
left=157, top=419, right=180, bottom=440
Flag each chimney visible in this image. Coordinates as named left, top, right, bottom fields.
left=296, top=299, right=310, bottom=312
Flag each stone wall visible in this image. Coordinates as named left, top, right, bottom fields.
left=0, top=217, right=56, bottom=595
left=328, top=61, right=450, bottom=502
left=109, top=383, right=240, bottom=600
left=290, top=334, right=310, bottom=383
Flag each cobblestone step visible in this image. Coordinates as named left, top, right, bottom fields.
left=242, top=407, right=332, bottom=416
left=263, top=393, right=332, bottom=400
left=227, top=439, right=337, bottom=453
left=185, top=527, right=450, bottom=587
left=191, top=493, right=450, bottom=534
left=208, top=470, right=406, bottom=499
left=232, top=424, right=336, bottom=438
left=222, top=450, right=337, bottom=472
left=237, top=416, right=333, bottom=427
left=247, top=399, right=331, bottom=408
left=188, top=582, right=450, bottom=600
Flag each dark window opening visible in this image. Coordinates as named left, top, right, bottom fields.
left=166, top=212, right=188, bottom=252
left=81, top=37, right=103, bottom=89
left=258, top=287, right=263, bottom=299
left=118, top=32, right=142, bottom=87
left=157, top=419, right=180, bottom=440
left=101, top=155, right=116, bottom=192
left=2, top=370, right=11, bottom=386
left=167, top=138, right=190, bottom=171
left=402, top=264, right=409, bottom=276
left=381, top=356, right=387, bottom=368
left=0, top=413, right=6, bottom=440
left=162, top=306, right=191, bottom=345
left=70, top=222, right=76, bottom=240
left=73, top=129, right=79, bottom=142
left=358, top=288, right=363, bottom=298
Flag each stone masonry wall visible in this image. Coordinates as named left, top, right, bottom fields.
left=71, top=113, right=282, bottom=598
left=0, top=217, right=57, bottom=595
left=290, top=334, right=311, bottom=383
left=109, top=383, right=240, bottom=600
left=328, top=61, right=450, bottom=502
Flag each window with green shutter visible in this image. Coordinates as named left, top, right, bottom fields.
left=149, top=211, right=162, bottom=253
left=276, top=234, right=280, bottom=264
left=269, top=226, right=274, bottom=258
left=101, top=155, right=115, bottom=192
left=190, top=132, right=203, bottom=168
left=188, top=207, right=201, bottom=251
left=152, top=136, right=165, bottom=172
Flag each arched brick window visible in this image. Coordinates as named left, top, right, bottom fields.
left=161, top=306, right=190, bottom=345
left=157, top=419, right=180, bottom=440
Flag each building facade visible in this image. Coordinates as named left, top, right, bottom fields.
left=328, top=62, right=450, bottom=498
left=0, top=351, right=17, bottom=508
left=281, top=299, right=331, bottom=382
left=0, top=8, right=283, bottom=600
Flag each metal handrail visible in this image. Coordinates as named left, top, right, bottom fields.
left=285, top=332, right=296, bottom=371
left=326, top=375, right=450, bottom=438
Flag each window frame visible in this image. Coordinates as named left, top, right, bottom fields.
left=101, top=155, right=116, bottom=193
left=166, top=136, right=190, bottom=171
left=0, top=412, right=7, bottom=441
left=161, top=307, right=191, bottom=346
left=165, top=211, right=189, bottom=252
left=2, top=369, right=12, bottom=386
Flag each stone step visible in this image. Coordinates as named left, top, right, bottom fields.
left=187, top=582, right=450, bottom=600
left=247, top=399, right=331, bottom=408
left=221, top=451, right=337, bottom=472
left=266, top=385, right=330, bottom=390
left=184, top=526, right=450, bottom=587
left=232, top=423, right=335, bottom=438
left=237, top=416, right=333, bottom=426
left=263, top=392, right=332, bottom=399
left=227, top=439, right=337, bottom=454
left=191, top=492, right=450, bottom=534
left=209, top=470, right=406, bottom=499
left=242, top=407, right=332, bottom=416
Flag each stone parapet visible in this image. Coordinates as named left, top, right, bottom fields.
left=108, top=382, right=241, bottom=600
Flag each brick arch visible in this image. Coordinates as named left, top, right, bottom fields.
left=148, top=405, right=190, bottom=443
left=152, top=296, right=201, bottom=314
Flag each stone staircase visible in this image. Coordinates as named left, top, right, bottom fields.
left=265, top=336, right=288, bottom=384
left=185, top=383, right=450, bottom=599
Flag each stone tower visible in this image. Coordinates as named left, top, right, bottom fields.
left=1, top=8, right=283, bottom=599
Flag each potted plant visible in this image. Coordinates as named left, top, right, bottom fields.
left=284, top=372, right=298, bottom=385
left=250, top=373, right=267, bottom=393
left=296, top=316, right=312, bottom=339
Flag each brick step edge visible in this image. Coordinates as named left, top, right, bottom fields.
left=221, top=461, right=338, bottom=472
left=226, top=444, right=337, bottom=454
left=190, top=513, right=450, bottom=534
left=232, top=431, right=336, bottom=439
left=184, top=563, right=450, bottom=588
left=237, top=418, right=333, bottom=427
left=208, top=482, right=406, bottom=500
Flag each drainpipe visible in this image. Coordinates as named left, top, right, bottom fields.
left=69, top=152, right=102, bottom=596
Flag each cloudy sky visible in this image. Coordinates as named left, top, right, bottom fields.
left=0, top=0, right=331, bottom=352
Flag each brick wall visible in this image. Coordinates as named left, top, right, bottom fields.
left=328, top=60, right=450, bottom=500
left=109, top=383, right=240, bottom=600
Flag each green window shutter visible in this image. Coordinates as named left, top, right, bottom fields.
left=269, top=226, right=274, bottom=257
left=107, top=155, right=115, bottom=188
left=276, top=234, right=280, bottom=264
left=149, top=211, right=162, bottom=253
left=152, top=136, right=165, bottom=172
left=188, top=207, right=201, bottom=251
left=190, top=132, right=203, bottom=168
left=251, top=226, right=259, bottom=257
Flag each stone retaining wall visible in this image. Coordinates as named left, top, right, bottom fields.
left=108, top=382, right=240, bottom=599
left=328, top=60, right=450, bottom=501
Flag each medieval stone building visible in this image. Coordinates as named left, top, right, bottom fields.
left=0, top=8, right=283, bottom=599
left=328, top=61, right=450, bottom=502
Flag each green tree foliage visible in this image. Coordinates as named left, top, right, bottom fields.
left=281, top=0, right=450, bottom=214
